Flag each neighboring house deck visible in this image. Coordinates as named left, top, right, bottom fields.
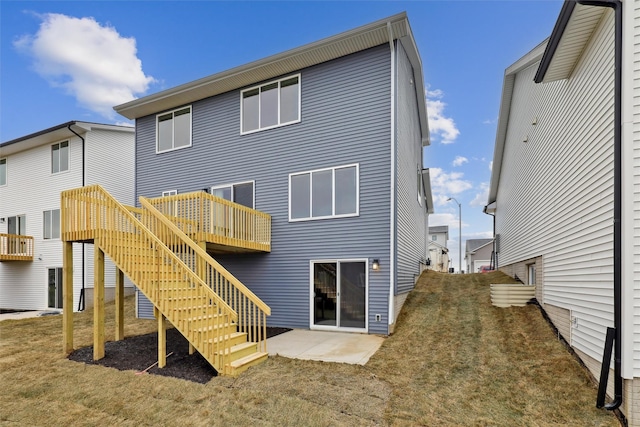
left=428, top=226, right=449, bottom=272
left=486, top=1, right=640, bottom=423
left=0, top=122, right=135, bottom=312
left=61, top=13, right=434, bottom=376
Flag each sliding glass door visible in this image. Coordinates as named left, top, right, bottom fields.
left=312, top=260, right=366, bottom=330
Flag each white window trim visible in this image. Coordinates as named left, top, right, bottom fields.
left=289, top=163, right=359, bottom=222
left=156, top=105, right=193, bottom=154
left=309, top=258, right=369, bottom=332
left=162, top=190, right=177, bottom=197
left=43, top=209, right=60, bottom=240
left=240, top=74, right=301, bottom=135
left=211, top=180, right=256, bottom=208
left=0, top=158, right=6, bottom=187
left=51, top=141, right=70, bottom=175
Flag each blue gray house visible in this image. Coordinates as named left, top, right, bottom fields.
left=114, top=12, right=433, bottom=336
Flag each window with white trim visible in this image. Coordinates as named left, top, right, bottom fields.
left=0, top=158, right=6, bottom=186
left=162, top=190, right=177, bottom=197
left=289, top=164, right=358, bottom=221
left=157, top=106, right=192, bottom=153
left=241, top=75, right=300, bottom=134
left=211, top=181, right=255, bottom=209
left=43, top=209, right=60, bottom=239
left=52, top=141, right=69, bottom=173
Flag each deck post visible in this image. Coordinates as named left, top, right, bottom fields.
left=158, top=311, right=167, bottom=368
left=62, top=241, right=74, bottom=354
left=93, top=245, right=105, bottom=360
left=115, top=268, right=124, bottom=341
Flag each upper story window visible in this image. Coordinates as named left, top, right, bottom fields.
left=162, top=190, right=177, bottom=197
left=43, top=209, right=60, bottom=239
left=211, top=181, right=254, bottom=209
left=157, top=106, right=192, bottom=153
left=241, top=75, right=300, bottom=134
left=0, top=158, right=6, bottom=186
left=431, top=235, right=437, bottom=241
left=8, top=215, right=26, bottom=236
left=52, top=141, right=69, bottom=174
left=289, top=164, right=358, bottom=222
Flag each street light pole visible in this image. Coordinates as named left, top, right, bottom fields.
left=447, top=197, right=462, bottom=273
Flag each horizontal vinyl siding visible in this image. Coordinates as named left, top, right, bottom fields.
left=631, top=0, right=640, bottom=378
left=85, top=128, right=136, bottom=291
left=395, top=40, right=427, bottom=294
left=0, top=136, right=84, bottom=310
left=136, top=45, right=392, bottom=333
left=495, top=15, right=615, bottom=364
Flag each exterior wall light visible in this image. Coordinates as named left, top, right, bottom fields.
left=372, top=259, right=380, bottom=271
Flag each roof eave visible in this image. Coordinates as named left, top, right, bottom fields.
left=534, top=1, right=606, bottom=84
left=0, top=121, right=134, bottom=156
left=115, top=12, right=425, bottom=122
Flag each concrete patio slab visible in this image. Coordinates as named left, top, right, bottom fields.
left=266, top=329, right=385, bottom=365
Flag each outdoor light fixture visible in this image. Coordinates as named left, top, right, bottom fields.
left=372, top=259, right=380, bottom=271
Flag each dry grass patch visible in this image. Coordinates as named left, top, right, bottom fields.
left=0, top=271, right=620, bottom=426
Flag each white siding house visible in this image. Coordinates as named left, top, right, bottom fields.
left=0, top=122, right=135, bottom=312
left=427, top=226, right=449, bottom=272
left=486, top=1, right=640, bottom=423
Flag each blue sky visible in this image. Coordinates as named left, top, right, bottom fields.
left=0, top=1, right=563, bottom=271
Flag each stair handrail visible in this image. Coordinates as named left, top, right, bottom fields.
left=140, top=197, right=271, bottom=316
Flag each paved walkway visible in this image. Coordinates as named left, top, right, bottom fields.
left=266, top=329, right=385, bottom=365
left=0, top=310, right=61, bottom=322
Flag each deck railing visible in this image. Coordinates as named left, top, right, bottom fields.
left=0, top=233, right=34, bottom=261
left=147, top=192, right=271, bottom=252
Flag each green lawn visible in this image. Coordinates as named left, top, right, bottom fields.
left=0, top=270, right=619, bottom=426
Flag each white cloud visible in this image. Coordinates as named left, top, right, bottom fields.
left=483, top=117, right=497, bottom=125
left=452, top=156, right=468, bottom=167
left=470, top=182, right=489, bottom=207
left=429, top=213, right=461, bottom=230
left=115, top=121, right=134, bottom=127
left=429, top=167, right=473, bottom=206
left=425, top=86, right=459, bottom=144
left=15, top=13, right=155, bottom=118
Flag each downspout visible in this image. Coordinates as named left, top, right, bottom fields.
left=67, top=124, right=86, bottom=312
left=575, top=0, right=622, bottom=411
left=387, top=21, right=396, bottom=329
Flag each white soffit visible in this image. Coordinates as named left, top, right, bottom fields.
left=540, top=4, right=605, bottom=83
left=115, top=14, right=413, bottom=120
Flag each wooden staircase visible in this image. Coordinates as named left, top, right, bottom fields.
left=61, top=185, right=271, bottom=376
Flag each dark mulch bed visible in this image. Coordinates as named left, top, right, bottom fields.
left=68, top=327, right=291, bottom=384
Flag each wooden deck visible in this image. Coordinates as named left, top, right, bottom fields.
left=0, top=233, right=34, bottom=262
left=145, top=191, right=271, bottom=253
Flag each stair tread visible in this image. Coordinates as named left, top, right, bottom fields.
left=205, top=331, right=246, bottom=344
left=229, top=352, right=268, bottom=368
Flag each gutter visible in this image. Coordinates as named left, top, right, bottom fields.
left=67, top=124, right=86, bottom=312
left=535, top=0, right=623, bottom=411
